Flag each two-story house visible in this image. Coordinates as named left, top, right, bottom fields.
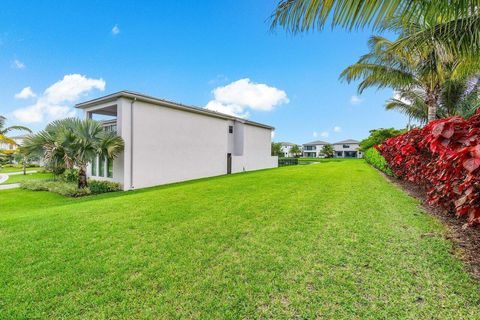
left=280, top=142, right=301, bottom=157
left=302, top=140, right=328, bottom=158
left=332, top=139, right=362, bottom=158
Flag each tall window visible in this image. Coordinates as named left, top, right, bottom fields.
left=99, top=157, right=105, bottom=177
left=229, top=126, right=233, bottom=133
left=92, top=156, right=97, bottom=176
left=107, top=158, right=113, bottom=178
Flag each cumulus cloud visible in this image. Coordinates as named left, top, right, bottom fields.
left=14, top=87, right=36, bottom=99
left=13, top=74, right=105, bottom=124
left=313, top=131, right=318, bottom=138
left=320, top=131, right=329, bottom=138
left=12, top=59, right=25, bottom=69
left=350, top=95, right=362, bottom=105
left=333, top=126, right=342, bottom=133
left=112, top=25, right=120, bottom=35
left=205, top=78, right=289, bottom=118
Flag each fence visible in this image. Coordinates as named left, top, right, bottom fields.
left=278, top=158, right=298, bottom=167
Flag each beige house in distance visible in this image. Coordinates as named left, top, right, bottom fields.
left=75, top=91, right=278, bottom=190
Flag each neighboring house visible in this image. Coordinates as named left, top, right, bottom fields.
left=280, top=142, right=301, bottom=157
left=75, top=91, right=278, bottom=190
left=302, top=140, right=329, bottom=158
left=0, top=135, right=26, bottom=152
left=332, top=139, right=363, bottom=158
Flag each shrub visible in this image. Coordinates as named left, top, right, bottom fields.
left=61, top=168, right=79, bottom=182
left=21, top=180, right=90, bottom=197
left=364, top=148, right=392, bottom=175
left=88, top=180, right=121, bottom=194
left=359, top=128, right=405, bottom=151
left=377, top=109, right=480, bottom=225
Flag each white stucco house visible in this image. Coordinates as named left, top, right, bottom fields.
left=280, top=142, right=300, bottom=157
left=302, top=140, right=329, bottom=158
left=333, top=139, right=363, bottom=158
left=0, top=135, right=26, bottom=151
left=75, top=91, right=278, bottom=190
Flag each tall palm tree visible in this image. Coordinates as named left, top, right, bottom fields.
left=270, top=0, right=480, bottom=57
left=339, top=35, right=480, bottom=122
left=23, top=118, right=124, bottom=188
left=0, top=116, right=31, bottom=147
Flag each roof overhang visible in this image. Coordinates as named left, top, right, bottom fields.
left=76, top=90, right=274, bottom=130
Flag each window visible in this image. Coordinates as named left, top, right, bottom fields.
left=343, top=144, right=350, bottom=148
left=228, top=125, right=233, bottom=133
left=107, top=158, right=113, bottom=178
left=304, top=146, right=315, bottom=150
left=92, top=156, right=97, bottom=176
left=99, top=157, right=105, bottom=177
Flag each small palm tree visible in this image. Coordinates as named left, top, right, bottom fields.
left=290, top=144, right=301, bottom=157
left=23, top=118, right=124, bottom=189
left=0, top=116, right=31, bottom=147
left=321, top=144, right=334, bottom=158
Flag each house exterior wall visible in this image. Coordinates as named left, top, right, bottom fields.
left=333, top=143, right=363, bottom=158
left=302, top=144, right=326, bottom=157
left=82, top=96, right=277, bottom=190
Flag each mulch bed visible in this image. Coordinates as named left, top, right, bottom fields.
left=384, top=174, right=480, bottom=281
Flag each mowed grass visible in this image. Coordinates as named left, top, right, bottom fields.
left=0, top=161, right=479, bottom=319
left=0, top=172, right=53, bottom=184
left=0, top=166, right=39, bottom=173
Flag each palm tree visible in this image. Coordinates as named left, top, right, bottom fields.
left=320, top=144, right=334, bottom=158
left=339, top=35, right=480, bottom=122
left=23, top=118, right=124, bottom=189
left=290, top=144, right=301, bottom=157
left=0, top=116, right=31, bottom=147
left=270, top=0, right=480, bottom=57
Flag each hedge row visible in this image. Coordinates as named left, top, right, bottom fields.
left=363, top=148, right=392, bottom=176
left=377, top=110, right=480, bottom=225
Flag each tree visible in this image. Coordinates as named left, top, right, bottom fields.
left=271, top=142, right=283, bottom=156
left=23, top=118, right=124, bottom=189
left=359, top=128, right=405, bottom=151
left=340, top=35, right=480, bottom=122
left=270, top=0, right=480, bottom=57
left=0, top=116, right=31, bottom=147
left=321, top=144, right=334, bottom=157
left=290, top=144, right=301, bottom=157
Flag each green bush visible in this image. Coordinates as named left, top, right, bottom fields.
left=61, top=168, right=79, bottom=182
left=21, top=179, right=120, bottom=197
left=21, top=180, right=90, bottom=197
left=364, top=148, right=392, bottom=175
left=88, top=180, right=121, bottom=194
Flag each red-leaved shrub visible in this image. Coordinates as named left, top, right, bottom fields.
left=377, top=109, right=480, bottom=226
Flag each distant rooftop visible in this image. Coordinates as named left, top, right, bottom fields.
left=279, top=142, right=298, bottom=146
left=303, top=140, right=329, bottom=145
left=333, top=139, right=359, bottom=144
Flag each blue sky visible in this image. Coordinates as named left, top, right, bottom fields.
left=0, top=0, right=407, bottom=143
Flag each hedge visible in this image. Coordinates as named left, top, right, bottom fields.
left=377, top=110, right=480, bottom=225
left=363, top=148, right=392, bottom=175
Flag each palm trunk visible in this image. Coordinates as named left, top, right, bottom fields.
left=23, top=156, right=26, bottom=175
left=426, top=88, right=440, bottom=123
left=78, top=165, right=88, bottom=189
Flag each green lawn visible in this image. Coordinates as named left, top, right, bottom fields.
left=0, top=172, right=53, bottom=185
left=0, top=161, right=479, bottom=319
left=0, top=166, right=39, bottom=173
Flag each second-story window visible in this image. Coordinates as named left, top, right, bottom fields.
left=229, top=126, right=233, bottom=133
left=343, top=144, right=350, bottom=148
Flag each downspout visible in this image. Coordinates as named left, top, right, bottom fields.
left=130, top=98, right=136, bottom=190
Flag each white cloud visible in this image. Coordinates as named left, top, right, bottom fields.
left=112, top=25, right=120, bottom=35
left=271, top=131, right=275, bottom=139
left=12, top=59, right=25, bottom=69
left=333, top=126, right=342, bottom=133
left=14, top=87, right=36, bottom=99
left=350, top=95, right=362, bottom=105
left=313, top=131, right=318, bottom=138
left=320, top=131, right=329, bottom=138
left=13, top=74, right=105, bottom=124
left=392, top=90, right=411, bottom=105
left=205, top=78, right=289, bottom=118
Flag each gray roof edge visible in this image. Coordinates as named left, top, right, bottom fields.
left=75, top=90, right=274, bottom=130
